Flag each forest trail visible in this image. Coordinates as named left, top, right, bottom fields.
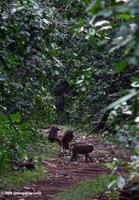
left=2, top=138, right=130, bottom=200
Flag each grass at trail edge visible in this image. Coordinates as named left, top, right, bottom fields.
left=53, top=175, right=116, bottom=200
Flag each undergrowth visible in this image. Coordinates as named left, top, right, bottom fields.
left=0, top=166, right=47, bottom=190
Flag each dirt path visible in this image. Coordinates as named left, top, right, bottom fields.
left=1, top=140, right=131, bottom=200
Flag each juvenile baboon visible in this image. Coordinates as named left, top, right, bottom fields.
left=70, top=144, right=94, bottom=162
left=11, top=158, right=35, bottom=170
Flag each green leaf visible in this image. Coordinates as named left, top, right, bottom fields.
left=106, top=90, right=137, bottom=110
left=117, top=13, right=133, bottom=21
left=114, top=61, right=127, bottom=73
left=0, top=115, right=9, bottom=124
left=86, top=0, right=101, bottom=15
left=131, top=81, right=139, bottom=88
left=108, top=180, right=117, bottom=189
left=10, top=113, right=21, bottom=123
left=133, top=148, right=139, bottom=155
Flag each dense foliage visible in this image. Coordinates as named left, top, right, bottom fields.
left=87, top=0, right=139, bottom=146
left=0, top=0, right=56, bottom=170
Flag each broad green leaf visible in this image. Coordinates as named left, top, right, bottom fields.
left=106, top=90, right=137, bottom=110
left=117, top=13, right=133, bottom=20
left=131, top=81, right=139, bottom=88
left=114, top=61, right=127, bottom=73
